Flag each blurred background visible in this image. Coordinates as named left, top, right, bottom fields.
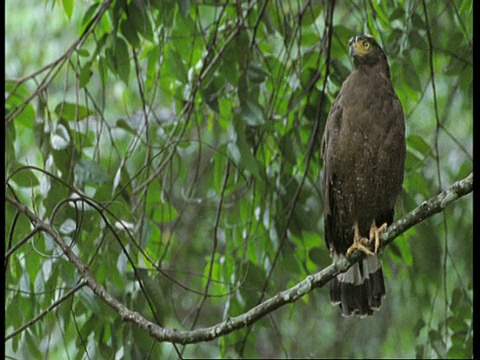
left=5, top=0, right=472, bottom=358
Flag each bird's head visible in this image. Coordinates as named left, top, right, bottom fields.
left=348, top=34, right=390, bottom=76
left=349, top=34, right=379, bottom=58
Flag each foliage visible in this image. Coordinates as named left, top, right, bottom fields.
left=5, top=0, right=472, bottom=358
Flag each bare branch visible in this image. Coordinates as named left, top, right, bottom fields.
left=4, top=172, right=473, bottom=344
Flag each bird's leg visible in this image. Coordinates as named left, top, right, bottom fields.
left=369, top=221, right=388, bottom=253
left=347, top=220, right=374, bottom=256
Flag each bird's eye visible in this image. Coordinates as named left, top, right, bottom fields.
left=363, top=41, right=370, bottom=48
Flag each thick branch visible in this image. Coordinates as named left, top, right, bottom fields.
left=4, top=172, right=473, bottom=344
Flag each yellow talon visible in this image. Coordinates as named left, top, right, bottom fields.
left=369, top=221, right=388, bottom=253
left=347, top=221, right=374, bottom=256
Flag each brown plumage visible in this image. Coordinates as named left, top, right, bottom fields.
left=322, top=34, right=406, bottom=317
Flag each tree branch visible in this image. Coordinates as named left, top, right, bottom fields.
left=4, top=172, right=473, bottom=344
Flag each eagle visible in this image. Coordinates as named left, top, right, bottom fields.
left=321, top=34, right=406, bottom=317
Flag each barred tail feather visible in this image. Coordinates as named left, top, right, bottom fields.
left=330, top=254, right=386, bottom=317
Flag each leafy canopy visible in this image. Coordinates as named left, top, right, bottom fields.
left=5, top=0, right=472, bottom=358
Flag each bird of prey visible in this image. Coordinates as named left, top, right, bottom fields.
left=321, top=34, right=406, bottom=317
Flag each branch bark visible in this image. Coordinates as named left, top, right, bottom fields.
left=4, top=172, right=473, bottom=344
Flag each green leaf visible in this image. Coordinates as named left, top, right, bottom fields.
left=112, top=164, right=132, bottom=204
left=120, top=19, right=140, bottom=48
left=247, top=63, right=269, bottom=84
left=330, top=59, right=350, bottom=86
left=279, top=133, right=297, bottom=165
left=167, top=48, right=188, bottom=84
left=5, top=120, right=16, bottom=168
left=105, top=36, right=131, bottom=84
left=447, top=316, right=467, bottom=333
left=9, top=165, right=40, bottom=187
left=76, top=48, right=90, bottom=57
left=413, top=319, right=425, bottom=337
left=238, top=260, right=267, bottom=310
left=415, top=345, right=425, bottom=359
left=308, top=246, right=330, bottom=268
left=146, top=181, right=178, bottom=223
left=152, top=202, right=179, bottom=223
left=235, top=28, right=250, bottom=70
left=398, top=240, right=413, bottom=266
left=388, top=242, right=403, bottom=264
left=78, top=288, right=102, bottom=316
left=54, top=102, right=95, bottom=121
left=82, top=3, right=100, bottom=28
left=428, top=329, right=446, bottom=358
left=282, top=250, right=300, bottom=274
left=404, top=148, right=423, bottom=173
left=111, top=0, right=127, bottom=26
left=333, top=25, right=355, bottom=44
left=240, top=100, right=265, bottom=126
left=386, top=29, right=404, bottom=55
left=444, top=39, right=471, bottom=78
left=244, top=260, right=266, bottom=289
left=50, top=121, right=80, bottom=181
left=227, top=142, right=241, bottom=165
left=92, top=33, right=109, bottom=58
left=74, top=158, right=110, bottom=187
left=447, top=345, right=470, bottom=359
left=5, top=83, right=35, bottom=128
left=178, top=0, right=190, bottom=19
left=231, top=116, right=261, bottom=177
left=408, top=29, right=427, bottom=49
left=25, top=329, right=43, bottom=358
left=79, top=60, right=93, bottom=88
left=201, top=75, right=224, bottom=113
left=402, top=61, right=422, bottom=92
left=115, top=118, right=136, bottom=135
left=219, top=44, right=239, bottom=85
left=237, top=71, right=248, bottom=105
left=62, top=0, right=73, bottom=19
left=128, top=1, right=153, bottom=41
left=389, top=7, right=405, bottom=21
left=405, top=172, right=430, bottom=197
left=410, top=13, right=425, bottom=29
left=114, top=37, right=130, bottom=84
left=457, top=160, right=472, bottom=180
left=300, top=4, right=322, bottom=26
left=450, top=287, right=463, bottom=308
left=446, top=32, right=465, bottom=53
left=407, top=134, right=432, bottom=157
left=98, top=55, right=108, bottom=88
left=300, top=28, right=320, bottom=46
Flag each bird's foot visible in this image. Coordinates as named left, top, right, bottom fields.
left=369, top=222, right=388, bottom=253
left=347, top=221, right=374, bottom=256
left=346, top=237, right=374, bottom=256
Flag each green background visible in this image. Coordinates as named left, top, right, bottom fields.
left=5, top=0, right=472, bottom=358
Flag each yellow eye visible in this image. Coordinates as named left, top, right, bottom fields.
left=363, top=41, right=370, bottom=49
